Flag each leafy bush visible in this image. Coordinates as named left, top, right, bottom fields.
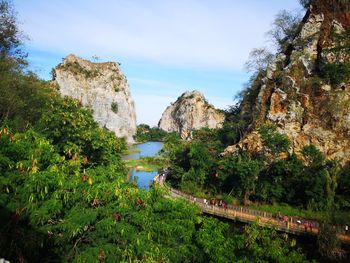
left=319, top=28, right=350, bottom=86
left=57, top=61, right=100, bottom=78
left=134, top=124, right=167, bottom=142
left=258, top=124, right=291, bottom=155
left=319, top=61, right=350, bottom=87
left=111, top=101, right=118, bottom=114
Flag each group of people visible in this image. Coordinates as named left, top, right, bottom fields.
left=297, top=220, right=317, bottom=232
left=202, top=198, right=228, bottom=209
left=276, top=212, right=318, bottom=232
left=193, top=194, right=350, bottom=237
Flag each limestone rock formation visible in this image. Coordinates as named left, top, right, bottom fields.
left=158, top=91, right=225, bottom=139
left=227, top=0, right=350, bottom=163
left=53, top=54, right=137, bottom=143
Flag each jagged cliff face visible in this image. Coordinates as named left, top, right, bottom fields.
left=228, top=0, right=350, bottom=163
left=158, top=91, right=225, bottom=139
left=53, top=54, right=137, bottom=143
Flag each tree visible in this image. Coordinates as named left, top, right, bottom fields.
left=134, top=124, right=167, bottom=142
left=266, top=10, right=301, bottom=51
left=336, top=164, right=350, bottom=210
left=318, top=222, right=345, bottom=261
left=245, top=47, right=274, bottom=73
left=299, top=0, right=311, bottom=9
left=238, top=222, right=308, bottom=262
left=302, top=144, right=325, bottom=167
left=258, top=124, right=291, bottom=156
left=196, top=218, right=235, bottom=263
left=257, top=160, right=286, bottom=203
left=0, top=0, right=26, bottom=60
left=220, top=154, right=262, bottom=205
left=301, top=145, right=338, bottom=211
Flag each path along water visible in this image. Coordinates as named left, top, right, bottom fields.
left=123, top=141, right=163, bottom=189
left=153, top=173, right=350, bottom=244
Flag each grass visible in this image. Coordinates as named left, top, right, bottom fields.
left=124, top=157, right=166, bottom=172
left=248, top=203, right=328, bottom=221
left=247, top=203, right=350, bottom=224
left=122, top=147, right=141, bottom=155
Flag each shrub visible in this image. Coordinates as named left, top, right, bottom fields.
left=319, top=62, right=350, bottom=87
left=113, top=84, right=120, bottom=92
left=111, top=102, right=118, bottom=114
left=258, top=124, right=291, bottom=155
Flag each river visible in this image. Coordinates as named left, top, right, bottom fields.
left=123, top=141, right=163, bottom=189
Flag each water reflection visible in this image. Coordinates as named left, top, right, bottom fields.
left=124, top=141, right=163, bottom=189
left=123, top=141, right=163, bottom=160
left=128, top=168, right=158, bottom=189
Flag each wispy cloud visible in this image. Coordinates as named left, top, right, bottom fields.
left=15, top=0, right=301, bottom=71
left=14, top=0, right=302, bottom=126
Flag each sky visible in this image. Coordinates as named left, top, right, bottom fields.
left=14, top=0, right=303, bottom=126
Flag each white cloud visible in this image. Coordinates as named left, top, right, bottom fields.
left=15, top=0, right=302, bottom=71
left=14, top=0, right=302, bottom=126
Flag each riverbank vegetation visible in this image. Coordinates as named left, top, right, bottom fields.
left=124, top=156, right=166, bottom=172
left=162, top=3, right=350, bottom=260
left=134, top=124, right=168, bottom=142
left=164, top=0, right=350, bottom=225
left=0, top=1, right=313, bottom=261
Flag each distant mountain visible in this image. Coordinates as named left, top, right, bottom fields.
left=158, top=90, right=225, bottom=139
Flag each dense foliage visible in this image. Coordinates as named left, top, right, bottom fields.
left=0, top=75, right=309, bottom=262
left=319, top=28, right=350, bottom=86
left=134, top=124, right=168, bottom=142
left=164, top=10, right=350, bottom=263
left=0, top=1, right=313, bottom=261
left=165, top=124, right=349, bottom=217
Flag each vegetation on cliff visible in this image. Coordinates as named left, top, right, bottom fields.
left=134, top=124, right=168, bottom=142
left=164, top=1, right=350, bottom=260
left=0, top=1, right=312, bottom=262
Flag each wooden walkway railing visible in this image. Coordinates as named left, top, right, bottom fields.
left=154, top=174, right=350, bottom=243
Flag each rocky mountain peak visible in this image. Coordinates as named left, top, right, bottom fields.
left=180, top=90, right=204, bottom=98
left=158, top=90, right=225, bottom=139
left=53, top=54, right=137, bottom=143
left=227, top=0, right=350, bottom=163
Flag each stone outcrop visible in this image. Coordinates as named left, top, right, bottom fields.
left=53, top=54, right=137, bottom=143
left=227, top=0, right=350, bottom=163
left=158, top=91, right=225, bottom=139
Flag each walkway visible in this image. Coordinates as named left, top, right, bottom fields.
left=153, top=173, right=350, bottom=243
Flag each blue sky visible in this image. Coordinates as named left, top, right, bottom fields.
left=14, top=0, right=303, bottom=126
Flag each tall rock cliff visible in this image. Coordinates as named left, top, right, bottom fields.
left=228, top=0, right=350, bottom=163
left=53, top=54, right=137, bottom=143
left=158, top=90, right=225, bottom=139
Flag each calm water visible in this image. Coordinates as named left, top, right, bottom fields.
left=124, top=141, right=163, bottom=189
left=123, top=141, right=164, bottom=160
